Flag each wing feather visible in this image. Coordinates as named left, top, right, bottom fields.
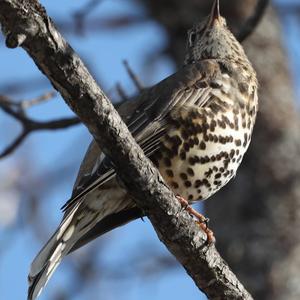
left=62, top=61, right=218, bottom=213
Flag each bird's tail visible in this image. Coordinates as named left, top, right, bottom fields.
left=28, top=198, right=141, bottom=300
left=28, top=205, right=80, bottom=300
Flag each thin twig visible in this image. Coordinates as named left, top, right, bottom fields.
left=0, top=95, right=80, bottom=158
left=237, top=0, right=270, bottom=42
left=115, top=83, right=129, bottom=102
left=73, top=0, right=103, bottom=20
left=20, top=91, right=56, bottom=110
left=123, top=60, right=144, bottom=91
left=0, top=131, right=28, bottom=158
left=72, top=0, right=104, bottom=35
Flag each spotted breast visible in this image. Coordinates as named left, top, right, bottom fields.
left=155, top=65, right=258, bottom=203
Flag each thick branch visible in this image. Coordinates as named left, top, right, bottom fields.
left=0, top=1, right=252, bottom=299
left=237, top=0, right=270, bottom=42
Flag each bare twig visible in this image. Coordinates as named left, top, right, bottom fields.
left=72, top=0, right=103, bottom=35
left=123, top=60, right=144, bottom=91
left=20, top=91, right=56, bottom=109
left=115, top=83, right=129, bottom=102
left=0, top=95, right=80, bottom=158
left=62, top=15, right=146, bottom=35
left=0, top=130, right=28, bottom=159
left=237, top=0, right=270, bottom=42
left=0, top=1, right=252, bottom=299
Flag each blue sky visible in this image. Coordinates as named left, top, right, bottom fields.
left=0, top=0, right=299, bottom=300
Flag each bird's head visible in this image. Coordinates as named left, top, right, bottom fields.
left=184, top=0, right=247, bottom=64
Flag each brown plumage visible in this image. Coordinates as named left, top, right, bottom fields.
left=28, top=1, right=258, bottom=299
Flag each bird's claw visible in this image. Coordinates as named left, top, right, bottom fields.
left=176, top=195, right=215, bottom=244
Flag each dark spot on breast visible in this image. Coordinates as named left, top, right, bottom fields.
left=180, top=151, right=186, bottom=160
left=216, top=154, right=222, bottom=160
left=203, top=134, right=209, bottom=142
left=180, top=173, right=188, bottom=180
left=215, top=173, right=221, bottom=179
left=189, top=139, right=195, bottom=148
left=164, top=157, right=172, bottom=167
left=243, top=133, right=248, bottom=147
left=247, top=120, right=251, bottom=129
left=187, top=168, right=194, bottom=176
left=219, top=136, right=226, bottom=144
left=235, top=139, right=242, bottom=146
left=210, top=120, right=217, bottom=131
left=183, top=142, right=190, bottom=152
left=189, top=156, right=200, bottom=165
left=224, top=170, right=230, bottom=177
left=195, top=180, right=202, bottom=188
left=230, top=149, right=235, bottom=158
left=199, top=141, right=206, bottom=150
left=181, top=130, right=189, bottom=140
left=234, top=115, right=239, bottom=130
left=171, top=181, right=179, bottom=189
left=205, top=168, right=213, bottom=177
left=171, top=145, right=179, bottom=155
left=210, top=103, right=222, bottom=113
left=201, top=155, right=210, bottom=163
left=203, top=179, right=211, bottom=188
left=185, top=180, right=192, bottom=187
left=238, top=82, right=249, bottom=95
left=195, top=124, right=202, bottom=133
left=172, top=135, right=182, bottom=144
left=224, top=159, right=230, bottom=169
left=166, top=169, right=174, bottom=177
left=217, top=119, right=226, bottom=129
left=209, top=134, right=215, bottom=142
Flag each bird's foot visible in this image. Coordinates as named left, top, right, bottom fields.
left=176, top=195, right=215, bottom=244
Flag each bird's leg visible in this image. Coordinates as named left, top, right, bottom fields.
left=176, top=195, right=215, bottom=244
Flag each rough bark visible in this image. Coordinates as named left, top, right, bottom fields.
left=142, top=0, right=300, bottom=299
left=0, top=0, right=253, bottom=299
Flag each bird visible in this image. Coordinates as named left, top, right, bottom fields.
left=28, top=0, right=258, bottom=299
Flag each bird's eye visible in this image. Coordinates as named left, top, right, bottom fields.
left=188, top=32, right=196, bottom=47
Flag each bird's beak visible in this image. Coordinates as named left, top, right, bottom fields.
left=208, top=0, right=220, bottom=26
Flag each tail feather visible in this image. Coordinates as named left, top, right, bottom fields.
left=28, top=205, right=79, bottom=300
left=28, top=190, right=135, bottom=300
left=28, top=234, right=70, bottom=300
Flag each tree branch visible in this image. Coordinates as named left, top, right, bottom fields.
left=237, top=0, right=270, bottom=42
left=0, top=1, right=252, bottom=299
left=0, top=94, right=80, bottom=158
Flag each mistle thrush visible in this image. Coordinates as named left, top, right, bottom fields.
left=28, top=1, right=258, bottom=299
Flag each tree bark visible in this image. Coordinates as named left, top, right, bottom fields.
left=142, top=1, right=300, bottom=299
left=0, top=0, right=253, bottom=299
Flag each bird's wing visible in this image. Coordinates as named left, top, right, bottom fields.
left=62, top=60, right=219, bottom=213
